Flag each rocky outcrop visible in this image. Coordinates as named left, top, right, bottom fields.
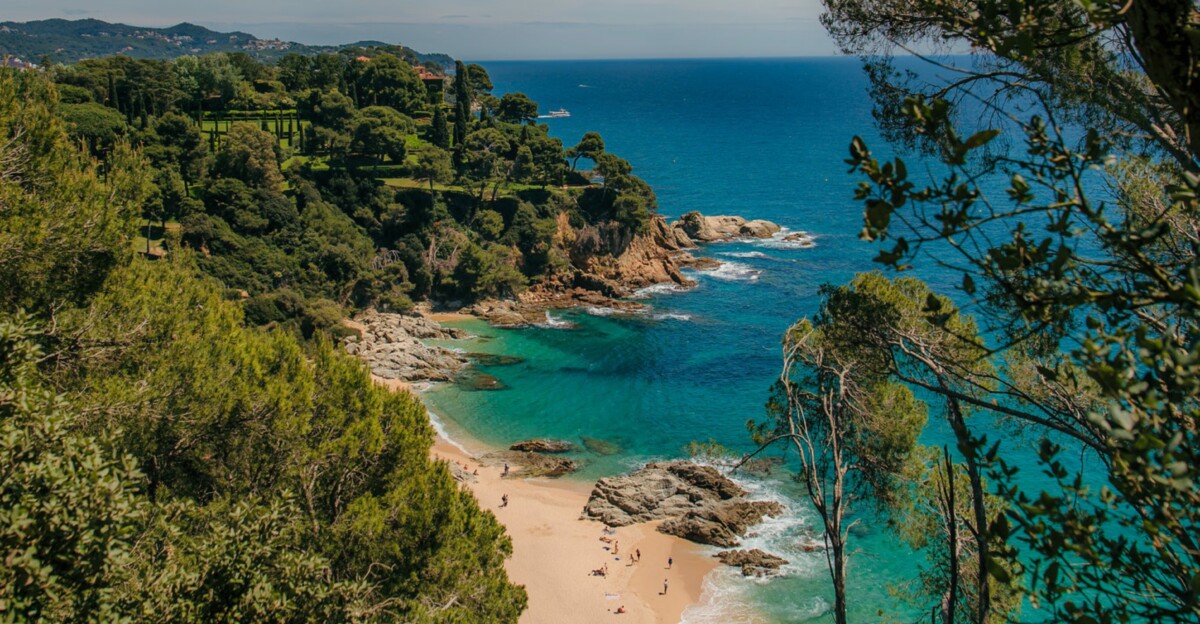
left=510, top=439, right=575, bottom=453
left=716, top=549, right=789, bottom=577
left=658, top=500, right=784, bottom=547
left=672, top=212, right=781, bottom=242
left=482, top=451, right=579, bottom=478
left=345, top=311, right=468, bottom=382
left=581, top=460, right=780, bottom=546
left=583, top=461, right=742, bottom=527
left=468, top=299, right=539, bottom=328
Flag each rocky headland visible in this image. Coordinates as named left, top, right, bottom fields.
left=344, top=310, right=469, bottom=382
left=581, top=460, right=785, bottom=548
left=455, top=211, right=783, bottom=327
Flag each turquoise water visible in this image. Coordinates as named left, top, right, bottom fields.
left=423, top=58, right=971, bottom=622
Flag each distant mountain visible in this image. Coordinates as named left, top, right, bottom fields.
left=0, top=19, right=455, bottom=67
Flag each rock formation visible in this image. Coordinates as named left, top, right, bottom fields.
left=482, top=451, right=579, bottom=478
left=344, top=310, right=468, bottom=382
left=658, top=500, right=784, bottom=547
left=715, top=549, right=789, bottom=577
left=581, top=461, right=783, bottom=547
left=671, top=211, right=781, bottom=242
left=510, top=439, right=575, bottom=453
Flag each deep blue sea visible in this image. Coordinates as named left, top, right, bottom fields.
left=422, top=58, right=986, bottom=622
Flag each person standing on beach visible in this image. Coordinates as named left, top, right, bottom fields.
left=663, top=578, right=669, bottom=595
left=667, top=556, right=672, bottom=569
left=501, top=494, right=508, bottom=508
left=635, top=548, right=641, bottom=562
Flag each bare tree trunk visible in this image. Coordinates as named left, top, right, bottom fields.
left=943, top=446, right=959, bottom=624
left=945, top=394, right=990, bottom=623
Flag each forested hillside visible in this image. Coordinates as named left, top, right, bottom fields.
left=0, top=18, right=454, bottom=66
left=0, top=36, right=669, bottom=620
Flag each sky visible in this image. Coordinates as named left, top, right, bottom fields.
left=5, top=0, right=840, bottom=60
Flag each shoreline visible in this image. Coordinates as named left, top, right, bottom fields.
left=424, top=422, right=718, bottom=624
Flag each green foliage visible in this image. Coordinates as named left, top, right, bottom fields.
left=496, top=92, right=538, bottom=124
left=818, top=1, right=1200, bottom=621
left=59, top=102, right=127, bottom=154
left=0, top=313, right=145, bottom=622
left=358, top=54, right=425, bottom=115
left=211, top=122, right=283, bottom=192
left=0, top=70, right=149, bottom=314
left=351, top=106, right=412, bottom=164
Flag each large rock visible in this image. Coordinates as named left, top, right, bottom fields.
left=582, top=461, right=784, bottom=547
left=740, top=219, right=782, bottom=238
left=582, top=461, right=745, bottom=527
left=347, top=310, right=469, bottom=382
left=510, top=439, right=575, bottom=453
left=483, top=451, right=579, bottom=478
left=658, top=500, right=784, bottom=547
left=469, top=300, right=534, bottom=328
left=716, top=549, right=789, bottom=577
left=672, top=212, right=782, bottom=242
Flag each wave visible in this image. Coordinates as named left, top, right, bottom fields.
left=584, top=306, right=619, bottom=316
left=425, top=408, right=473, bottom=456
left=756, top=228, right=817, bottom=250
left=534, top=312, right=576, bottom=329
left=649, top=312, right=693, bottom=322
left=695, top=262, right=761, bottom=282
left=719, top=251, right=771, bottom=259
left=678, top=460, right=833, bottom=623
left=630, top=282, right=688, bottom=299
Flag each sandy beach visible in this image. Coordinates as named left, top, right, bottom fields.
left=430, top=435, right=717, bottom=623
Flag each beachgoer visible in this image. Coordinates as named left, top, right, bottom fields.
left=616, top=606, right=626, bottom=614
left=473, top=468, right=478, bottom=475
left=663, top=578, right=669, bottom=594
left=603, top=563, right=609, bottom=576
left=635, top=548, right=641, bottom=562
left=501, top=494, right=509, bottom=508
left=613, top=541, right=619, bottom=555
left=503, top=463, right=510, bottom=476
left=668, top=556, right=673, bottom=569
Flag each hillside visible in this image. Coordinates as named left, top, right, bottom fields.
left=0, top=18, right=454, bottom=66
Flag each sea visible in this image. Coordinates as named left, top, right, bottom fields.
left=421, top=57, right=994, bottom=622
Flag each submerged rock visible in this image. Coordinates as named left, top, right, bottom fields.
left=510, top=439, right=575, bottom=453
left=581, top=436, right=622, bottom=456
left=456, top=371, right=507, bottom=391
left=467, top=353, right=527, bottom=366
left=716, top=549, right=789, bottom=577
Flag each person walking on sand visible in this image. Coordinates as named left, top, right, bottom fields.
left=667, top=556, right=673, bottom=569
left=635, top=548, right=641, bottom=562
left=663, top=578, right=669, bottom=595
left=503, top=463, right=509, bottom=476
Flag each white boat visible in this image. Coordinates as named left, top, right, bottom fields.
left=545, top=108, right=571, bottom=118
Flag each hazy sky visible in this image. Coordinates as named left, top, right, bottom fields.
left=5, top=1, right=839, bottom=60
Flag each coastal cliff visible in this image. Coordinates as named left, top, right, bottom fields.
left=477, top=211, right=782, bottom=321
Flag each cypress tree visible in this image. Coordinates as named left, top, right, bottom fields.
left=431, top=106, right=450, bottom=149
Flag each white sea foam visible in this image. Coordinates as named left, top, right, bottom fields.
left=425, top=409, right=472, bottom=456
left=719, top=251, right=771, bottom=259
left=679, top=460, right=833, bottom=622
left=650, top=312, right=693, bottom=322
left=585, top=306, right=619, bottom=316
left=696, top=261, right=761, bottom=282
left=756, top=227, right=817, bottom=250
left=630, top=282, right=689, bottom=299
left=534, top=312, right=576, bottom=329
